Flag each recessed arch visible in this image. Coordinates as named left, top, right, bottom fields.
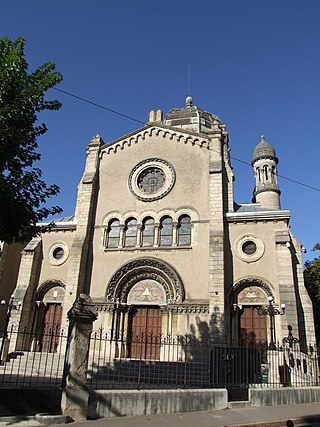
left=229, top=277, right=274, bottom=305
left=35, top=279, right=66, bottom=302
left=105, top=257, right=185, bottom=304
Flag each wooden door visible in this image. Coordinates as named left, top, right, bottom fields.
left=240, top=306, right=267, bottom=345
left=41, top=303, right=62, bottom=352
left=129, top=306, right=162, bottom=360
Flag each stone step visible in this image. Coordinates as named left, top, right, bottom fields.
left=228, top=401, right=251, bottom=409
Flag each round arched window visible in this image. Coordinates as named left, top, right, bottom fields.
left=52, top=247, right=64, bottom=259
left=242, top=241, right=257, bottom=255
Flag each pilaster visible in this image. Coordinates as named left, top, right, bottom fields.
left=208, top=133, right=225, bottom=340
left=275, top=230, right=299, bottom=343
left=63, top=135, right=103, bottom=330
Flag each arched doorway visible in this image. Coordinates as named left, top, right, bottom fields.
left=238, top=287, right=268, bottom=345
left=105, top=258, right=185, bottom=360
left=230, top=279, right=272, bottom=348
left=34, top=281, right=65, bottom=352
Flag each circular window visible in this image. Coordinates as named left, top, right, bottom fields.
left=129, top=159, right=175, bottom=201
left=48, top=242, right=69, bottom=266
left=138, top=167, right=165, bottom=193
left=235, top=234, right=265, bottom=263
left=242, top=241, right=257, bottom=255
left=52, top=247, right=64, bottom=259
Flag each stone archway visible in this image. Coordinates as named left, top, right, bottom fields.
left=105, top=257, right=185, bottom=304
left=105, top=258, right=184, bottom=359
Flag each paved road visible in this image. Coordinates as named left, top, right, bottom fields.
left=0, top=402, right=320, bottom=427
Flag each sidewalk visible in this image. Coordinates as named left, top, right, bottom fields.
left=0, top=402, right=320, bottom=427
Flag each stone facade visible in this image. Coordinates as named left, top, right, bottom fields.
left=2, top=97, right=315, bottom=354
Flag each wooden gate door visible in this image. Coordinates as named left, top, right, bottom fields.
left=41, top=303, right=62, bottom=352
left=240, top=306, right=267, bottom=345
left=129, top=306, right=162, bottom=360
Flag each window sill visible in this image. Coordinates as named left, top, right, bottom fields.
left=104, top=245, right=192, bottom=252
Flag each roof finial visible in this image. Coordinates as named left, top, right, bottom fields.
left=186, top=96, right=193, bottom=108
left=261, top=135, right=265, bottom=141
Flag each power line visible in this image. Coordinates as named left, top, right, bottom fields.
left=53, top=87, right=320, bottom=193
left=52, top=87, right=145, bottom=125
left=230, top=156, right=320, bottom=192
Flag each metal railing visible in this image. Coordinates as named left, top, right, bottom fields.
left=0, top=326, right=319, bottom=391
left=87, top=331, right=320, bottom=390
left=0, top=325, right=67, bottom=389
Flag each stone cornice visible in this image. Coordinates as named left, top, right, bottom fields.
left=225, top=209, right=290, bottom=223
left=100, top=124, right=209, bottom=156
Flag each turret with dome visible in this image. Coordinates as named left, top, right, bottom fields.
left=251, top=135, right=281, bottom=210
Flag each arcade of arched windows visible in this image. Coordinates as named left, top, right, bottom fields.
left=104, top=212, right=194, bottom=250
left=255, top=165, right=277, bottom=185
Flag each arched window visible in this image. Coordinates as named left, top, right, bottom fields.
left=159, top=216, right=173, bottom=246
left=178, top=215, right=191, bottom=246
left=256, top=167, right=261, bottom=183
left=142, top=217, right=155, bottom=247
left=106, top=219, right=120, bottom=248
left=264, top=165, right=268, bottom=181
left=124, top=218, right=137, bottom=247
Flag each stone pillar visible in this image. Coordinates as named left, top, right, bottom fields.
left=154, top=223, right=160, bottom=247
left=172, top=222, right=178, bottom=246
left=136, top=224, right=142, bottom=248
left=117, top=225, right=124, bottom=249
left=61, top=294, right=97, bottom=422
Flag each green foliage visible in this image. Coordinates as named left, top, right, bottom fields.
left=304, top=255, right=320, bottom=345
left=0, top=37, right=63, bottom=243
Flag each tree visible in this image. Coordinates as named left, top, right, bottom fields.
left=0, top=37, right=63, bottom=243
left=304, top=246, right=320, bottom=346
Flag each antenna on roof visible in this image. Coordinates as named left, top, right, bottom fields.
left=188, top=62, right=191, bottom=96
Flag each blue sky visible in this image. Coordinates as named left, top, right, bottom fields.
left=1, top=0, right=320, bottom=261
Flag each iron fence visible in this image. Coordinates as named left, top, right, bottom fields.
left=0, top=326, right=319, bottom=391
left=87, top=331, right=320, bottom=390
left=0, top=325, right=67, bottom=389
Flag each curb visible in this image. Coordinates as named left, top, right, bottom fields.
left=228, top=416, right=320, bottom=427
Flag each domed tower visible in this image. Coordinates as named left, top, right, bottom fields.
left=252, top=135, right=281, bottom=209
left=164, top=96, right=225, bottom=134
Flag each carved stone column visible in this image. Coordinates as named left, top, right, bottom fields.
left=61, top=294, right=97, bottom=422
left=172, top=222, right=178, bottom=246
left=154, top=222, right=160, bottom=247
left=136, top=224, right=143, bottom=248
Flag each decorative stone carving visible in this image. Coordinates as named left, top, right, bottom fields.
left=68, top=293, right=98, bottom=324
left=238, top=286, right=268, bottom=305
left=105, top=258, right=184, bottom=304
left=229, top=278, right=273, bottom=304
left=162, top=304, right=209, bottom=314
left=127, top=280, right=166, bottom=305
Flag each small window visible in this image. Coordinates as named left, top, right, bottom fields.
left=124, top=218, right=137, bottom=247
left=242, top=241, right=257, bottom=255
left=106, top=219, right=120, bottom=248
left=178, top=215, right=191, bottom=246
left=52, top=247, right=64, bottom=259
left=159, top=216, right=173, bottom=246
left=142, top=217, right=155, bottom=247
